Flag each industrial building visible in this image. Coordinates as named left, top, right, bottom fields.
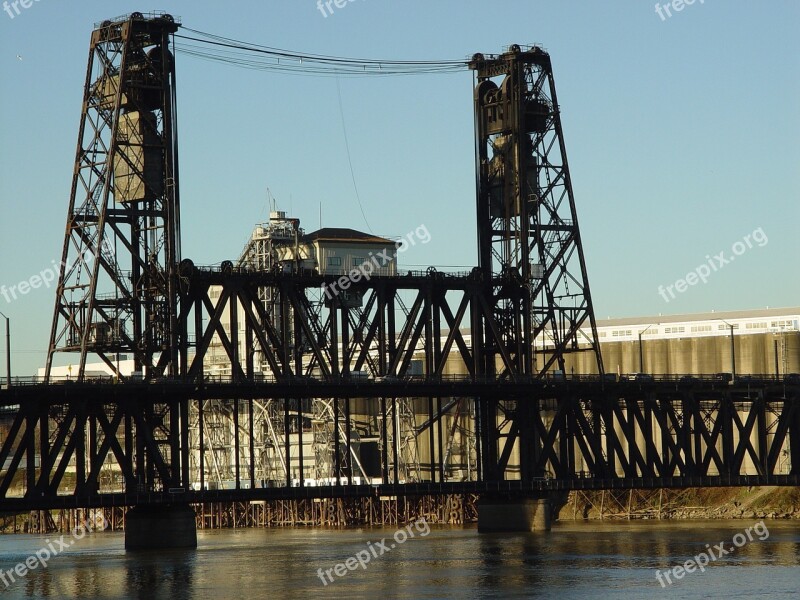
left=569, top=307, right=800, bottom=377
left=204, top=211, right=399, bottom=378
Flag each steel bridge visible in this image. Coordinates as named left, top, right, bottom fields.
left=1, top=14, right=798, bottom=528
left=1, top=375, right=798, bottom=512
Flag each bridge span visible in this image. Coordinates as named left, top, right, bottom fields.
left=2, top=379, right=798, bottom=528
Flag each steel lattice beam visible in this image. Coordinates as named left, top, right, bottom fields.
left=1, top=381, right=798, bottom=510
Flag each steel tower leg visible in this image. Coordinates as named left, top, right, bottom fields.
left=471, top=45, right=603, bottom=378
left=470, top=45, right=603, bottom=484
left=46, top=13, right=182, bottom=381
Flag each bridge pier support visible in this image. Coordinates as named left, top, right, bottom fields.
left=125, top=504, right=197, bottom=550
left=477, top=495, right=551, bottom=533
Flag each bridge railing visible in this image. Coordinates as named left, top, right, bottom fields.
left=2, top=372, right=793, bottom=389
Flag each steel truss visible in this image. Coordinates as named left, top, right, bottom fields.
left=1, top=381, right=798, bottom=509
left=46, top=13, right=182, bottom=379
left=470, top=46, right=604, bottom=379
left=25, top=16, right=797, bottom=514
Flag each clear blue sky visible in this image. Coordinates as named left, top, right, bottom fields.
left=1, top=1, right=798, bottom=376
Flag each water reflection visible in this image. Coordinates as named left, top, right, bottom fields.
left=0, top=521, right=798, bottom=599
left=123, top=550, right=196, bottom=600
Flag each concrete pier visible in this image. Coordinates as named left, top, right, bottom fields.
left=477, top=496, right=551, bottom=532
left=124, top=504, right=197, bottom=550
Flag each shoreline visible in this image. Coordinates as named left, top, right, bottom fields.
left=557, top=486, right=800, bottom=521
left=2, top=485, right=799, bottom=534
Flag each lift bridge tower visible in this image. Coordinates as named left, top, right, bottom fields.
left=469, top=46, right=603, bottom=482
left=470, top=46, right=603, bottom=379
left=46, top=12, right=182, bottom=379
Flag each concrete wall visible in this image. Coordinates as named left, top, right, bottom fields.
left=567, top=331, right=800, bottom=376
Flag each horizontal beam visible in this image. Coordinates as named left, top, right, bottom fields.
left=3, top=379, right=795, bottom=404
left=1, top=475, right=798, bottom=511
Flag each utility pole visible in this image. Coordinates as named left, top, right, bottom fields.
left=638, top=324, right=655, bottom=372
left=720, top=320, right=736, bottom=378
left=0, top=311, right=10, bottom=387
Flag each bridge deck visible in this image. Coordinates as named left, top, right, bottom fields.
left=1, top=476, right=799, bottom=511
left=1, top=379, right=798, bottom=511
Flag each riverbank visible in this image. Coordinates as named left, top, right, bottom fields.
left=2, top=486, right=798, bottom=534
left=559, top=486, right=800, bottom=521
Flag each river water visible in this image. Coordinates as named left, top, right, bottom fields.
left=0, top=520, right=798, bottom=599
